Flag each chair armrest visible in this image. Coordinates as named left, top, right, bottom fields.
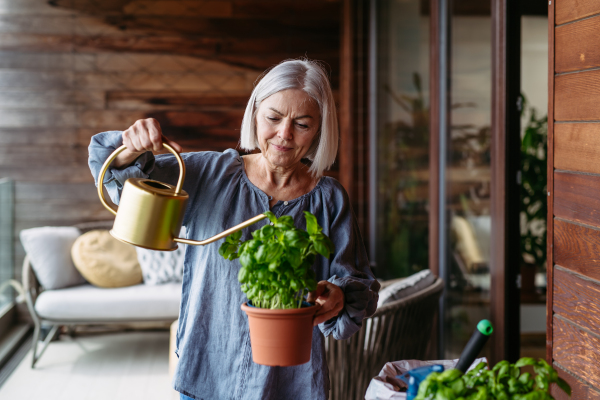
left=22, top=255, right=42, bottom=326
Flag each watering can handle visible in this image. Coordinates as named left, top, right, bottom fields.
left=97, top=143, right=186, bottom=216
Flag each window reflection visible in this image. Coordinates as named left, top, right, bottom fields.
left=375, top=0, right=430, bottom=280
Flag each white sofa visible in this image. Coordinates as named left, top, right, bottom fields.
left=22, top=221, right=181, bottom=368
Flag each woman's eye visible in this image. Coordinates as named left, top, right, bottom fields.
left=296, top=123, right=309, bottom=129
left=267, top=116, right=279, bottom=122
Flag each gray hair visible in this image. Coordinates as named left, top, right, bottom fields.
left=240, top=59, right=339, bottom=177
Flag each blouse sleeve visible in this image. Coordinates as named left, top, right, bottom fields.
left=318, top=182, right=381, bottom=340
left=88, top=130, right=155, bottom=206
left=88, top=130, right=205, bottom=226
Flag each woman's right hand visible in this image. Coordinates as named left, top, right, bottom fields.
left=114, top=118, right=183, bottom=168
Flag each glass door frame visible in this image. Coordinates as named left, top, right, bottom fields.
left=339, top=0, right=521, bottom=364
left=427, top=0, right=522, bottom=363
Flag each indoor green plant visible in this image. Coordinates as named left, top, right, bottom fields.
left=218, top=210, right=335, bottom=366
left=415, top=358, right=570, bottom=400
left=519, top=95, right=548, bottom=301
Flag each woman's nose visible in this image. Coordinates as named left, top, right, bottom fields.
left=278, top=121, right=293, bottom=140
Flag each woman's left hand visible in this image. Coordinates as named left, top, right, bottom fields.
left=307, top=281, right=344, bottom=326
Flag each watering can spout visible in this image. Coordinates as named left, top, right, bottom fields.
left=97, top=144, right=267, bottom=251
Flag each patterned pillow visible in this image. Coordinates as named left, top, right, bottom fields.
left=136, top=228, right=186, bottom=285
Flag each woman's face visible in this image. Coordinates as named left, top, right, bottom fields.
left=255, top=89, right=320, bottom=170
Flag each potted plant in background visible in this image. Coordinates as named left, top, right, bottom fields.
left=519, top=95, right=548, bottom=303
left=219, top=210, right=334, bottom=366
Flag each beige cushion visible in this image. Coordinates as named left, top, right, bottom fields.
left=71, top=230, right=142, bottom=288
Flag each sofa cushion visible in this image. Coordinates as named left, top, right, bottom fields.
left=136, top=245, right=185, bottom=285
left=71, top=230, right=143, bottom=288
left=20, top=226, right=86, bottom=290
left=377, top=269, right=435, bottom=308
left=136, top=227, right=186, bottom=285
left=35, top=283, right=181, bottom=321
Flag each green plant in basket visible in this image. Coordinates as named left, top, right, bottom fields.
left=218, top=211, right=335, bottom=309
left=415, top=357, right=570, bottom=400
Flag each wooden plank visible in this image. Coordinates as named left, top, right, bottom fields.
left=0, top=128, right=80, bottom=145
left=15, top=182, right=99, bottom=202
left=547, top=0, right=555, bottom=364
left=555, top=70, right=600, bottom=121
left=0, top=0, right=73, bottom=16
left=0, top=52, right=88, bottom=70
left=551, top=362, right=600, bottom=400
left=0, top=145, right=88, bottom=167
left=77, top=109, right=244, bottom=130
left=554, top=171, right=600, bottom=228
left=0, top=33, right=337, bottom=72
left=49, top=0, right=339, bottom=20
left=232, top=0, right=340, bottom=20
left=0, top=110, right=76, bottom=128
left=76, top=126, right=242, bottom=152
left=91, top=15, right=340, bottom=38
left=555, top=16, right=600, bottom=73
left=123, top=1, right=232, bottom=17
left=0, top=91, right=104, bottom=110
left=0, top=166, right=94, bottom=184
left=0, top=70, right=72, bottom=89
left=106, top=91, right=250, bottom=111
left=553, top=266, right=600, bottom=333
left=0, top=15, right=73, bottom=35
left=146, top=110, right=244, bottom=129
left=555, top=123, right=600, bottom=175
left=73, top=71, right=253, bottom=92
left=71, top=34, right=336, bottom=59
left=554, top=220, right=600, bottom=281
left=553, top=316, right=600, bottom=389
left=15, top=202, right=110, bottom=222
left=556, top=0, right=600, bottom=26
left=78, top=53, right=255, bottom=74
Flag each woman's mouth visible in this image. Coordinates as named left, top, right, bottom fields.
left=271, top=144, right=292, bottom=152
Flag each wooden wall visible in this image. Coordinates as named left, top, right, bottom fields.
left=0, top=0, right=340, bottom=282
left=549, top=1, right=600, bottom=397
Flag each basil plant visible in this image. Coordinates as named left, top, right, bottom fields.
left=219, top=211, right=335, bottom=309
left=416, top=358, right=571, bottom=400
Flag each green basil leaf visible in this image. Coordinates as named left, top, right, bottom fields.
left=218, top=242, right=229, bottom=258
left=314, top=239, right=330, bottom=258
left=264, top=211, right=277, bottom=224
left=268, top=260, right=279, bottom=272
left=239, top=252, right=253, bottom=268
left=515, top=357, right=536, bottom=368
left=256, top=245, right=268, bottom=263
left=261, top=224, right=275, bottom=240
left=304, top=211, right=321, bottom=235
left=265, top=242, right=284, bottom=263
left=286, top=247, right=302, bottom=268
left=231, top=230, right=243, bottom=241
left=556, top=377, right=571, bottom=396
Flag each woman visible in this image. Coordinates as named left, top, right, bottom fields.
left=89, top=59, right=379, bottom=400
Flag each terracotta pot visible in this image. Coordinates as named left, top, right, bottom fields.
left=241, top=302, right=318, bottom=366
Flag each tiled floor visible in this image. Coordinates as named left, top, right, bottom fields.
left=0, top=330, right=177, bottom=400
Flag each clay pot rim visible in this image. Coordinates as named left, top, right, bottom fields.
left=241, top=302, right=319, bottom=317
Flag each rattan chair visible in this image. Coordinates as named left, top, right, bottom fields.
left=326, top=276, right=444, bottom=400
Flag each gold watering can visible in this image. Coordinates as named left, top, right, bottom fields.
left=97, top=144, right=267, bottom=251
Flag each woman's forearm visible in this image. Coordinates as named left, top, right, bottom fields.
left=112, top=148, right=145, bottom=168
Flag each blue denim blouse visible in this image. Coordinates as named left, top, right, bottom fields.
left=88, top=131, right=380, bottom=400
